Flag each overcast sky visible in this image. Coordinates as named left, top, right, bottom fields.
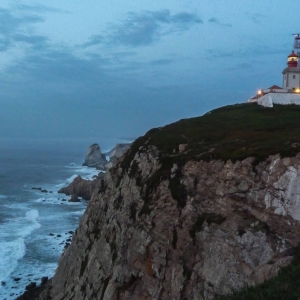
left=0, top=0, right=299, bottom=142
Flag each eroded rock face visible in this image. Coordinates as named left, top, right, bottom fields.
left=43, top=148, right=300, bottom=299
left=58, top=175, right=103, bottom=200
left=83, top=144, right=107, bottom=170
left=106, top=143, right=131, bottom=159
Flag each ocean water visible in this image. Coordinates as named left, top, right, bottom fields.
left=0, top=137, right=123, bottom=300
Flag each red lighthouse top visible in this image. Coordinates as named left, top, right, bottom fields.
left=287, top=50, right=298, bottom=67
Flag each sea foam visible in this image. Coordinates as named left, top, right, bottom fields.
left=0, top=209, right=41, bottom=282
left=0, top=238, right=26, bottom=282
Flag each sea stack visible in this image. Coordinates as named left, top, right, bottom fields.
left=82, top=144, right=107, bottom=170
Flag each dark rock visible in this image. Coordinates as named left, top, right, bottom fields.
left=68, top=231, right=74, bottom=234
left=41, top=277, right=48, bottom=286
left=25, top=282, right=36, bottom=291
left=58, top=175, right=100, bottom=200
left=82, top=143, right=107, bottom=170
left=13, top=278, right=21, bottom=282
left=49, top=233, right=55, bottom=236
left=1, top=281, right=5, bottom=285
left=41, top=189, right=48, bottom=193
left=64, top=243, right=70, bottom=249
left=69, top=194, right=79, bottom=202
left=57, top=234, right=61, bottom=237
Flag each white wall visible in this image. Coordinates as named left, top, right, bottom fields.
left=283, top=72, right=300, bottom=89
left=257, top=93, right=300, bottom=107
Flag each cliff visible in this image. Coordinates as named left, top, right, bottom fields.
left=82, top=144, right=107, bottom=170
left=20, top=103, right=300, bottom=299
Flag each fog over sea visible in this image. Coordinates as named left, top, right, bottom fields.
left=0, top=137, right=125, bottom=299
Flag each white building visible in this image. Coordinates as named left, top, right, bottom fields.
left=248, top=35, right=300, bottom=107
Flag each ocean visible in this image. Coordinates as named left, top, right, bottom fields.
left=0, top=137, right=122, bottom=300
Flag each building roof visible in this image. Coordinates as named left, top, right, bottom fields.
left=268, top=85, right=282, bottom=90
left=288, top=50, right=298, bottom=58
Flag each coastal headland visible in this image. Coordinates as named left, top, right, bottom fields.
left=18, top=103, right=300, bottom=299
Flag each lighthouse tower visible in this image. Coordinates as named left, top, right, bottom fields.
left=282, top=35, right=300, bottom=90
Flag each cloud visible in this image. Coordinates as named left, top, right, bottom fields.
left=81, top=10, right=202, bottom=48
left=13, top=33, right=48, bottom=45
left=16, top=3, right=62, bottom=13
left=81, top=35, right=103, bottom=48
left=245, top=12, right=264, bottom=24
left=208, top=17, right=218, bottom=23
left=206, top=45, right=286, bottom=61
left=0, top=7, right=46, bottom=52
left=150, top=58, right=174, bottom=66
left=208, top=17, right=232, bottom=27
left=0, top=7, right=43, bottom=34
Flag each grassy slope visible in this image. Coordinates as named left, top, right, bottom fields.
left=119, top=102, right=300, bottom=299
left=122, top=103, right=300, bottom=172
left=147, top=102, right=300, bottom=162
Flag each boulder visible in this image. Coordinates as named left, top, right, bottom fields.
left=58, top=175, right=100, bottom=200
left=41, top=277, right=48, bottom=286
left=82, top=143, right=107, bottom=170
left=25, top=282, right=36, bottom=291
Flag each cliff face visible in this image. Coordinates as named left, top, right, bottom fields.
left=31, top=103, right=300, bottom=299
left=45, top=147, right=300, bottom=299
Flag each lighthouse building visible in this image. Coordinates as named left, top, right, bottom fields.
left=282, top=50, right=300, bottom=90
left=248, top=34, right=300, bottom=107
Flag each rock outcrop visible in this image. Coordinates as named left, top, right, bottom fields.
left=83, top=144, right=107, bottom=170
left=24, top=104, right=300, bottom=299
left=58, top=174, right=104, bottom=200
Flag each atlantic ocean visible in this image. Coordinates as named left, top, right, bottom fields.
left=0, top=137, right=121, bottom=299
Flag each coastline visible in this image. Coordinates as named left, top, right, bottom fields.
left=0, top=164, right=97, bottom=300
left=0, top=138, right=104, bottom=300
left=0, top=138, right=132, bottom=299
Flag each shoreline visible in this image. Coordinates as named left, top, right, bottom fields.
left=0, top=164, right=97, bottom=300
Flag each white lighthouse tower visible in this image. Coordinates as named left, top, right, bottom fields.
left=282, top=34, right=300, bottom=90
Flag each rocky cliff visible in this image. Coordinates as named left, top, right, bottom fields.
left=21, top=103, right=300, bottom=299
left=83, top=144, right=107, bottom=170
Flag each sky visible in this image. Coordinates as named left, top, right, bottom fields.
left=0, top=0, right=300, bottom=143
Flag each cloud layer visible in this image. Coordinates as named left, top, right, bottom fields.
left=0, top=7, right=46, bottom=51
left=82, top=10, right=202, bottom=48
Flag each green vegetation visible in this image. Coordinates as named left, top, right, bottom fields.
left=218, top=248, right=300, bottom=300
left=121, top=103, right=300, bottom=171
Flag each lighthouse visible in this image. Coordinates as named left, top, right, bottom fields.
left=248, top=34, right=300, bottom=107
left=282, top=34, right=300, bottom=90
